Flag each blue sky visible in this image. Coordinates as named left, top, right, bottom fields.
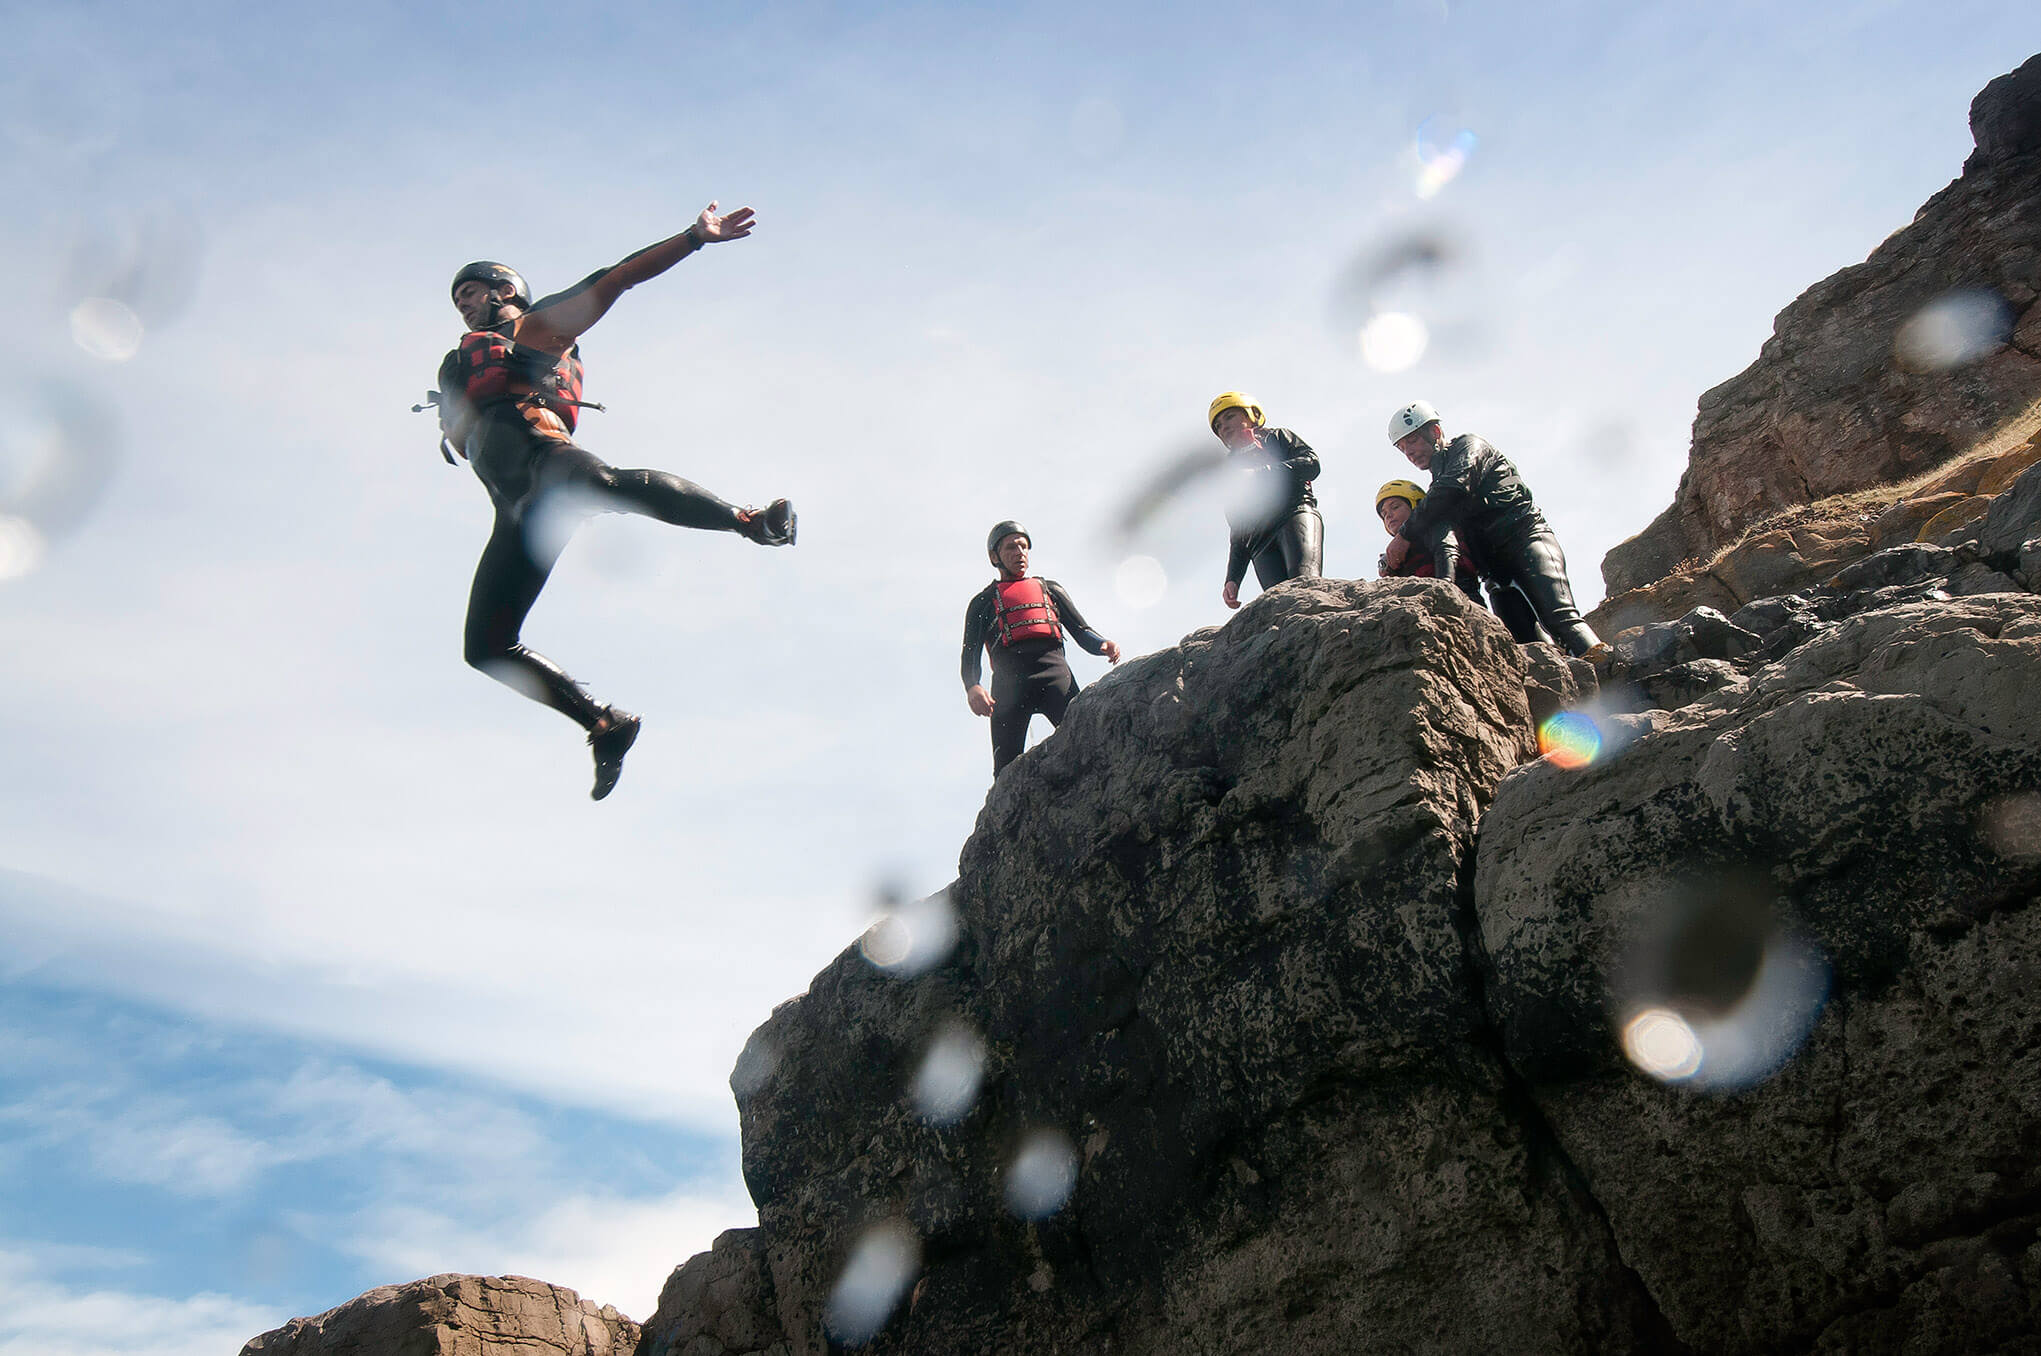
left=3, top=2, right=2037, bottom=1349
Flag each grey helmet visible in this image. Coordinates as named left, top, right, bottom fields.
left=986, top=519, right=1031, bottom=562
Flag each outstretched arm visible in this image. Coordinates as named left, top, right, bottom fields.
left=515, top=201, right=757, bottom=352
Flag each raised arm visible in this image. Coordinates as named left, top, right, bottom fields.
left=514, top=201, right=756, bottom=352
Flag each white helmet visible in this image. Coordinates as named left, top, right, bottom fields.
left=1387, top=400, right=1441, bottom=444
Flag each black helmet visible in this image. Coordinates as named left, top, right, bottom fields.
left=450, top=261, right=532, bottom=310
left=987, top=520, right=1030, bottom=561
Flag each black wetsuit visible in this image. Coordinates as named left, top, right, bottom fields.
left=1397, top=434, right=1598, bottom=655
left=961, top=579, right=1111, bottom=773
left=440, top=271, right=749, bottom=732
left=1224, top=427, right=1324, bottom=594
left=1381, top=534, right=1548, bottom=644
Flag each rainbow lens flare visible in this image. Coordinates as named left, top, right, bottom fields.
left=1538, top=711, right=1602, bottom=769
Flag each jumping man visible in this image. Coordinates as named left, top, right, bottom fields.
left=432, top=201, right=796, bottom=800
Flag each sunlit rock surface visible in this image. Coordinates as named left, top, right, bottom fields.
left=1603, top=52, right=2041, bottom=598
left=239, top=1274, right=638, bottom=1356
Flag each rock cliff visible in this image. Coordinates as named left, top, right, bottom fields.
left=1601, top=53, right=2041, bottom=599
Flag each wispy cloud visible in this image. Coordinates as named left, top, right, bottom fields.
left=0, top=1249, right=279, bottom=1356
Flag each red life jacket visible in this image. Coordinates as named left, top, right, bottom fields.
left=456, top=330, right=588, bottom=433
left=991, top=577, right=1062, bottom=647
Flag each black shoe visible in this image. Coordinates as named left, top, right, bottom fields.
left=588, top=711, right=641, bottom=801
left=736, top=498, right=797, bottom=546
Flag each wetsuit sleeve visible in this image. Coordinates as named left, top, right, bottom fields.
left=1266, top=427, right=1320, bottom=482
left=1399, top=437, right=1474, bottom=549
left=1226, top=534, right=1252, bottom=586
left=962, top=587, right=996, bottom=688
left=1044, top=581, right=1108, bottom=656
left=513, top=228, right=707, bottom=353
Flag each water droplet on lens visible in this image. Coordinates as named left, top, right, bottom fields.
left=911, top=1024, right=986, bottom=1125
left=1621, top=1007, right=1702, bottom=1081
left=1359, top=311, right=1429, bottom=373
left=69, top=297, right=144, bottom=362
left=1981, top=793, right=2041, bottom=861
left=861, top=890, right=959, bottom=977
left=1538, top=711, right=1603, bottom=769
left=1894, top=288, right=2014, bottom=372
left=1114, top=554, right=1167, bottom=608
left=1004, top=1129, right=1078, bottom=1219
left=824, top=1219, right=920, bottom=1345
left=0, top=515, right=47, bottom=581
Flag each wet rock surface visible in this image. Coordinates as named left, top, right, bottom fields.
left=1602, top=53, right=2041, bottom=598
left=240, top=1274, right=639, bottom=1356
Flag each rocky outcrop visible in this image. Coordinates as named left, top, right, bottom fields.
left=1479, top=594, right=2041, bottom=1352
left=1602, top=53, right=2041, bottom=598
left=240, top=1275, right=638, bottom=1356
left=719, top=579, right=1676, bottom=1356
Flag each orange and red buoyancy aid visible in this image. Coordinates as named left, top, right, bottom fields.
left=456, top=329, right=589, bottom=433
left=991, top=577, right=1063, bottom=647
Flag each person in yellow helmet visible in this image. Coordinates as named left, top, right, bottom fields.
left=1208, top=391, right=1323, bottom=611
left=1375, top=480, right=1546, bottom=642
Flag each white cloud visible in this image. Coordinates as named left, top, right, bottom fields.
left=335, top=1183, right=758, bottom=1322
left=0, top=1249, right=279, bottom=1356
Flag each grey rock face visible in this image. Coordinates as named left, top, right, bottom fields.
left=1602, top=54, right=2041, bottom=598
left=1475, top=596, right=2041, bottom=1353
left=729, top=579, right=1669, bottom=1355
left=637, top=1229, right=789, bottom=1356
left=241, top=1275, right=639, bottom=1356
left=1977, top=458, right=2041, bottom=556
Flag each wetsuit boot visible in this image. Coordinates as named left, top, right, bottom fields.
left=588, top=709, right=642, bottom=800
left=736, top=498, right=797, bottom=546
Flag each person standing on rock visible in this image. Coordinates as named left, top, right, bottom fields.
left=1210, top=391, right=1324, bottom=610
left=963, top=522, right=1122, bottom=774
left=427, top=202, right=797, bottom=800
left=1382, top=401, right=1609, bottom=660
left=1376, top=479, right=1548, bottom=644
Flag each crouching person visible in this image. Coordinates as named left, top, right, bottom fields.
left=1375, top=479, right=1546, bottom=643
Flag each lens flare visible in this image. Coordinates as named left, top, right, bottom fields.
left=0, top=515, right=46, bottom=580
left=69, top=297, right=144, bottom=362
left=1359, top=311, right=1430, bottom=373
left=1894, top=288, right=2015, bottom=372
left=1114, top=554, right=1167, bottom=609
left=1004, top=1129, right=1079, bottom=1220
left=823, top=1219, right=920, bottom=1345
left=911, top=1024, right=987, bottom=1125
left=1414, top=119, right=1478, bottom=199
left=1537, top=711, right=1602, bottom=769
left=860, top=890, right=959, bottom=977
left=1620, top=1007, right=1702, bottom=1081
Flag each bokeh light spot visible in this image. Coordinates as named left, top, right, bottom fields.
left=1538, top=711, right=1602, bottom=769
left=1981, top=793, right=2041, bottom=861
left=911, top=1024, right=987, bottom=1125
left=824, top=1219, right=920, bottom=1346
left=1414, top=119, right=1477, bottom=198
left=1005, top=1129, right=1078, bottom=1220
left=1894, top=288, right=2014, bottom=371
left=1621, top=1007, right=1702, bottom=1081
left=1359, top=311, right=1429, bottom=373
left=1114, top=554, right=1167, bottom=609
left=0, top=515, right=47, bottom=580
left=860, top=890, right=959, bottom=977
left=69, top=297, right=144, bottom=362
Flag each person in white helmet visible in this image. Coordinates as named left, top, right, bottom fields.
left=1382, top=401, right=1608, bottom=659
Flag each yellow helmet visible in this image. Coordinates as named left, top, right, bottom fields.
left=1208, top=390, right=1265, bottom=431
left=1376, top=479, right=1427, bottom=512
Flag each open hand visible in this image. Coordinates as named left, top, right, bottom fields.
left=967, top=685, right=995, bottom=717
left=695, top=201, right=757, bottom=242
